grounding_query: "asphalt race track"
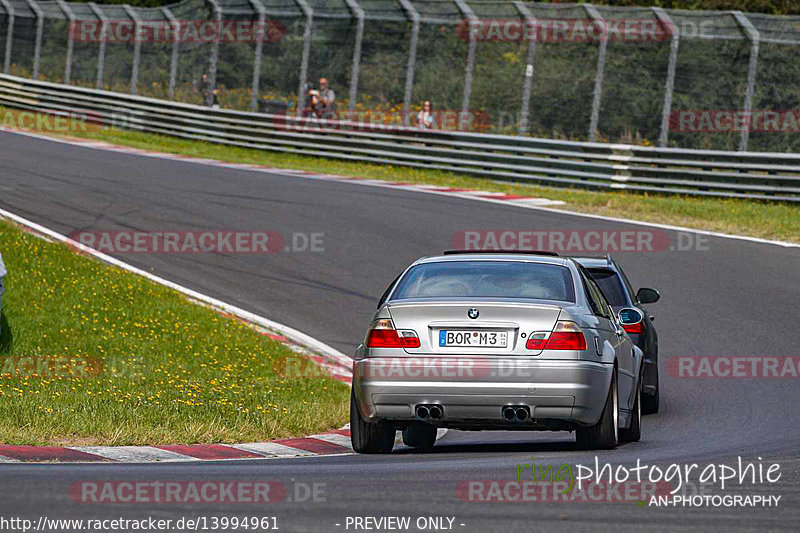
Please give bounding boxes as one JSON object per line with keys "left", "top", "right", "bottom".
{"left": 1, "top": 130, "right": 799, "bottom": 532}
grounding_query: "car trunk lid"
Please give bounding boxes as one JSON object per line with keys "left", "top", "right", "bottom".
{"left": 387, "top": 300, "right": 563, "bottom": 355}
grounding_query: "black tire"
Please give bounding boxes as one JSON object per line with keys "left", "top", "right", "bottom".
{"left": 620, "top": 373, "right": 642, "bottom": 443}
{"left": 402, "top": 424, "right": 437, "bottom": 448}
{"left": 576, "top": 371, "right": 619, "bottom": 450}
{"left": 642, "top": 366, "right": 660, "bottom": 414}
{"left": 350, "top": 391, "right": 395, "bottom": 454}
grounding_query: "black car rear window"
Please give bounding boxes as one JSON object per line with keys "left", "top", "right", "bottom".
{"left": 390, "top": 261, "right": 576, "bottom": 302}
{"left": 588, "top": 268, "right": 628, "bottom": 307}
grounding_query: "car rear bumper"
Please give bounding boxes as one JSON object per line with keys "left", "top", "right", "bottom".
{"left": 352, "top": 357, "right": 613, "bottom": 429}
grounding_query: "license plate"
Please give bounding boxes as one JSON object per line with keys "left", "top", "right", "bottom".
{"left": 439, "top": 330, "right": 508, "bottom": 348}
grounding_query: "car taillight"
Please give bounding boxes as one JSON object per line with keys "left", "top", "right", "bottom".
{"left": 526, "top": 322, "right": 587, "bottom": 351}
{"left": 622, "top": 322, "right": 644, "bottom": 334}
{"left": 525, "top": 332, "right": 548, "bottom": 350}
{"left": 366, "top": 319, "right": 420, "bottom": 348}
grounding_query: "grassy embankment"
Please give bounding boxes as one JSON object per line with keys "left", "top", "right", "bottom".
{"left": 0, "top": 218, "right": 349, "bottom": 445}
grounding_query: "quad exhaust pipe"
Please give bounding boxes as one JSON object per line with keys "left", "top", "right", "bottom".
{"left": 416, "top": 404, "right": 443, "bottom": 420}
{"left": 503, "top": 405, "right": 530, "bottom": 423}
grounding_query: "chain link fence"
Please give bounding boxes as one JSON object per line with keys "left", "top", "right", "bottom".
{"left": 1, "top": 0, "right": 799, "bottom": 152}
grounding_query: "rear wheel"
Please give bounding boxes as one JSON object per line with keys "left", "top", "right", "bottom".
{"left": 350, "top": 391, "right": 395, "bottom": 454}
{"left": 620, "top": 373, "right": 642, "bottom": 442}
{"left": 576, "top": 371, "right": 618, "bottom": 450}
{"left": 402, "top": 425, "right": 437, "bottom": 449}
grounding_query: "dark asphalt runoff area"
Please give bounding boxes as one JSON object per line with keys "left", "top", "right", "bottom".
{"left": 0, "top": 130, "right": 798, "bottom": 532}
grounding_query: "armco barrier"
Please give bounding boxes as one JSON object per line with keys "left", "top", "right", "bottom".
{"left": 1, "top": 74, "right": 798, "bottom": 202}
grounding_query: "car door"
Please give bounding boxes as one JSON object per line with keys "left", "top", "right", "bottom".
{"left": 590, "top": 273, "right": 637, "bottom": 410}
{"left": 580, "top": 268, "right": 635, "bottom": 409}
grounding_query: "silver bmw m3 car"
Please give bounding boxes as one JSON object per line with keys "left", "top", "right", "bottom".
{"left": 351, "top": 251, "right": 644, "bottom": 453}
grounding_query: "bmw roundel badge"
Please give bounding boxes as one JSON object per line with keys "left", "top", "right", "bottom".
{"left": 468, "top": 308, "right": 479, "bottom": 319}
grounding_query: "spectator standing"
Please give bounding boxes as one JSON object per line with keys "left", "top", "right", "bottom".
{"left": 418, "top": 100, "right": 435, "bottom": 129}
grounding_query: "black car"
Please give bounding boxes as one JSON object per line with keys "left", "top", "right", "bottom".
{"left": 574, "top": 255, "right": 661, "bottom": 414}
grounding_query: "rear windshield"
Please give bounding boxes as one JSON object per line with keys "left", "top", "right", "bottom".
{"left": 588, "top": 268, "right": 627, "bottom": 307}
{"left": 390, "top": 261, "right": 575, "bottom": 302}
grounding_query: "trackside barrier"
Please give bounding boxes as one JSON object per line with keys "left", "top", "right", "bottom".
{"left": 0, "top": 74, "right": 798, "bottom": 202}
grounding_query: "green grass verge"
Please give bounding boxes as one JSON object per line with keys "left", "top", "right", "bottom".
{"left": 0, "top": 218, "right": 349, "bottom": 446}
{"left": 24, "top": 118, "right": 798, "bottom": 244}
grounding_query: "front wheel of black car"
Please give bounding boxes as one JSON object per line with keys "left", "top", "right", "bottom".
{"left": 402, "top": 424, "right": 437, "bottom": 449}
{"left": 642, "top": 367, "right": 660, "bottom": 415}
{"left": 576, "top": 372, "right": 619, "bottom": 450}
{"left": 350, "top": 391, "right": 395, "bottom": 454}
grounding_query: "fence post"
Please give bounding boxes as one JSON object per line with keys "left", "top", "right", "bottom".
{"left": 88, "top": 3, "right": 107, "bottom": 89}
{"left": 454, "top": 0, "right": 477, "bottom": 131}
{"left": 653, "top": 7, "right": 678, "bottom": 148}
{"left": 398, "top": 0, "right": 419, "bottom": 119}
{"left": 122, "top": 6, "right": 141, "bottom": 95}
{"left": 204, "top": 0, "right": 222, "bottom": 106}
{"left": 22, "top": 0, "right": 43, "bottom": 79}
{"left": 344, "top": 0, "right": 364, "bottom": 119}
{"left": 161, "top": 7, "right": 179, "bottom": 100}
{"left": 584, "top": 4, "right": 608, "bottom": 142}
{"left": 248, "top": 0, "right": 266, "bottom": 111}
{"left": 294, "top": 0, "right": 312, "bottom": 115}
{"left": 0, "top": 0, "right": 13, "bottom": 74}
{"left": 55, "top": 0, "right": 75, "bottom": 84}
{"left": 733, "top": 11, "right": 759, "bottom": 152}
{"left": 514, "top": 1, "right": 536, "bottom": 136}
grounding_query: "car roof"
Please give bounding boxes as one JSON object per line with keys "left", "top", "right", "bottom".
{"left": 415, "top": 253, "right": 571, "bottom": 267}
{"left": 572, "top": 256, "right": 614, "bottom": 269}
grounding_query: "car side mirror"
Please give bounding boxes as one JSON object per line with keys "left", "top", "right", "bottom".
{"left": 617, "top": 308, "right": 644, "bottom": 335}
{"left": 636, "top": 287, "right": 660, "bottom": 304}
{"left": 618, "top": 307, "right": 644, "bottom": 325}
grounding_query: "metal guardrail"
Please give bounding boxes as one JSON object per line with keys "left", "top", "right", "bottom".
{"left": 1, "top": 73, "right": 799, "bottom": 203}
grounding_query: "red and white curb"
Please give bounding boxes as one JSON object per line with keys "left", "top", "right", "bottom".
{"left": 0, "top": 428, "right": 356, "bottom": 463}
{"left": 0, "top": 425, "right": 449, "bottom": 463}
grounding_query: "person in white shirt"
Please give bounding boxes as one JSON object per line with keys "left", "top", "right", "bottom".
{"left": 418, "top": 100, "right": 435, "bottom": 129}
{"left": 310, "top": 78, "right": 336, "bottom": 118}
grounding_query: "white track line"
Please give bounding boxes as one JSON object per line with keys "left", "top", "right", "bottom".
{"left": 2, "top": 127, "right": 794, "bottom": 249}
{"left": 0, "top": 206, "right": 353, "bottom": 373}
{"left": 69, "top": 446, "right": 200, "bottom": 463}
{"left": 309, "top": 433, "right": 353, "bottom": 448}
{"left": 229, "top": 442, "right": 317, "bottom": 458}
